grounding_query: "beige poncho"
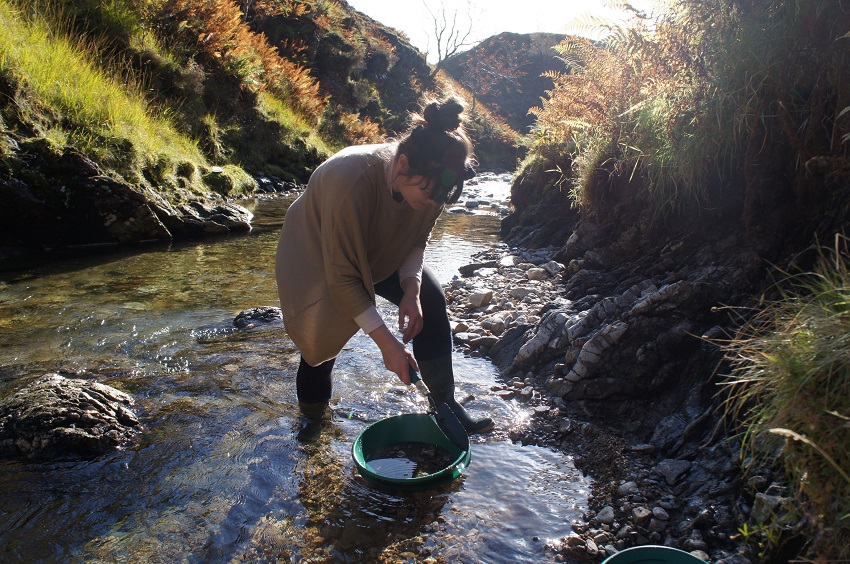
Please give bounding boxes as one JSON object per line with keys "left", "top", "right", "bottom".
{"left": 275, "top": 143, "right": 441, "bottom": 366}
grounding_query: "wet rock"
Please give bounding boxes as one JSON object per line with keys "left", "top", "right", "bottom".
{"left": 165, "top": 200, "right": 253, "bottom": 236}
{"left": 458, "top": 261, "right": 498, "bottom": 276}
{"left": 468, "top": 335, "right": 499, "bottom": 350}
{"left": 234, "top": 306, "right": 283, "bottom": 328}
{"left": 596, "top": 506, "right": 616, "bottom": 525}
{"left": 467, "top": 289, "right": 494, "bottom": 308}
{"left": 656, "top": 459, "right": 692, "bottom": 485}
{"left": 0, "top": 373, "right": 140, "bottom": 458}
{"left": 453, "top": 332, "right": 479, "bottom": 345}
{"left": 0, "top": 139, "right": 256, "bottom": 259}
{"left": 618, "top": 481, "right": 639, "bottom": 496}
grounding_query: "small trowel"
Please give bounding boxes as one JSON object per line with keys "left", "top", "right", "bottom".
{"left": 408, "top": 367, "right": 469, "bottom": 451}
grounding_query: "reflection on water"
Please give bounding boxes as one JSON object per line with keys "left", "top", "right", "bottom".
{"left": 0, "top": 180, "right": 587, "bottom": 562}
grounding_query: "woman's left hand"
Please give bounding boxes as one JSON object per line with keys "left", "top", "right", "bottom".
{"left": 399, "top": 278, "right": 424, "bottom": 343}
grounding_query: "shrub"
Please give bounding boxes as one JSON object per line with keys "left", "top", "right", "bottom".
{"left": 317, "top": 103, "right": 381, "bottom": 149}
{"left": 152, "top": 0, "right": 325, "bottom": 121}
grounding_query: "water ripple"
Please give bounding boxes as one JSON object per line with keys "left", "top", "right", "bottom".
{"left": 0, "top": 187, "right": 589, "bottom": 563}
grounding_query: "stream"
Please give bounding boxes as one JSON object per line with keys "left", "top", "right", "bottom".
{"left": 0, "top": 174, "right": 589, "bottom": 562}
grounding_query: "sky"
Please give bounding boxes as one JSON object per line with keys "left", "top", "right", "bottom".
{"left": 346, "top": 0, "right": 657, "bottom": 63}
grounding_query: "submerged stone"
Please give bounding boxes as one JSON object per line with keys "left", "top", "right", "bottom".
{"left": 234, "top": 306, "right": 283, "bottom": 328}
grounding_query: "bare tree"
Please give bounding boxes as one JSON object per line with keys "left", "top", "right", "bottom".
{"left": 423, "top": 0, "right": 477, "bottom": 72}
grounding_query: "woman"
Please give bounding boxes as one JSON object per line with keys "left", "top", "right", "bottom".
{"left": 275, "top": 96, "right": 494, "bottom": 434}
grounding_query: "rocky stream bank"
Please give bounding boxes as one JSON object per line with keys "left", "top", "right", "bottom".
{"left": 439, "top": 179, "right": 823, "bottom": 562}
{"left": 0, "top": 144, "right": 301, "bottom": 269}
{"left": 444, "top": 243, "right": 753, "bottom": 563}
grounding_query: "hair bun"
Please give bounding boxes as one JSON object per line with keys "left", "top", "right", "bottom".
{"left": 423, "top": 98, "right": 464, "bottom": 132}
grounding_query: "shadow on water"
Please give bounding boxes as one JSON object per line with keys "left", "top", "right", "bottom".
{"left": 0, "top": 178, "right": 589, "bottom": 562}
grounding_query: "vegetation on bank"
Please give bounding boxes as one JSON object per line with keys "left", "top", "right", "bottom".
{"left": 0, "top": 0, "right": 331, "bottom": 202}
{"left": 0, "top": 0, "right": 213, "bottom": 199}
{"left": 720, "top": 235, "right": 850, "bottom": 560}
{"left": 517, "top": 0, "right": 849, "bottom": 559}
{"left": 525, "top": 0, "right": 849, "bottom": 224}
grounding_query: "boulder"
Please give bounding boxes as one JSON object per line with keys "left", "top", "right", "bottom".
{"left": 0, "top": 374, "right": 141, "bottom": 458}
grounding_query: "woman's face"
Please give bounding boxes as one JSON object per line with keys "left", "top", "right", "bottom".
{"left": 392, "top": 155, "right": 439, "bottom": 209}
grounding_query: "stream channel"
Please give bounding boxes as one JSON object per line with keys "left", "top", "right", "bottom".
{"left": 0, "top": 174, "right": 589, "bottom": 562}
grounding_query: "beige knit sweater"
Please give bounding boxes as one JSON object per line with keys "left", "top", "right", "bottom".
{"left": 275, "top": 143, "right": 441, "bottom": 366}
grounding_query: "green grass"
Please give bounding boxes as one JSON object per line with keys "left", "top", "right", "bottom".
{"left": 0, "top": 0, "right": 211, "bottom": 197}
{"left": 258, "top": 91, "right": 334, "bottom": 157}
{"left": 719, "top": 235, "right": 850, "bottom": 560}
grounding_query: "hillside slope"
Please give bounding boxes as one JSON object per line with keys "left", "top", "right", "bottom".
{"left": 0, "top": 0, "right": 438, "bottom": 266}
{"left": 441, "top": 32, "right": 566, "bottom": 134}
{"left": 247, "top": 0, "right": 433, "bottom": 134}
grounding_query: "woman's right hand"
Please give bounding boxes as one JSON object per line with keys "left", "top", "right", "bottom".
{"left": 368, "top": 324, "right": 418, "bottom": 384}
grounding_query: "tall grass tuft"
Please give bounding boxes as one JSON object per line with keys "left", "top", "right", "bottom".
{"left": 718, "top": 234, "right": 850, "bottom": 559}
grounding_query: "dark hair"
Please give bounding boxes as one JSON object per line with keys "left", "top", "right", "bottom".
{"left": 395, "top": 97, "right": 475, "bottom": 205}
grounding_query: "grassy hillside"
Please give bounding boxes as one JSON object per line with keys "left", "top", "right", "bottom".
{"left": 0, "top": 0, "right": 504, "bottom": 258}
{"left": 0, "top": 0, "right": 438, "bottom": 187}
{"left": 2, "top": 0, "right": 325, "bottom": 195}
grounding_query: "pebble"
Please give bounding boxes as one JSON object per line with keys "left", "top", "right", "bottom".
{"left": 596, "top": 506, "right": 616, "bottom": 524}
{"left": 617, "top": 481, "right": 639, "bottom": 496}
{"left": 632, "top": 506, "right": 652, "bottom": 522}
{"left": 652, "top": 507, "right": 670, "bottom": 520}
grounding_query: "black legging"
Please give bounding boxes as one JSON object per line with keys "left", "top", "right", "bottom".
{"left": 296, "top": 265, "right": 451, "bottom": 403}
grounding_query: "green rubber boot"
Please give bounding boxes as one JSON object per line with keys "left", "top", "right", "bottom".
{"left": 417, "top": 356, "right": 495, "bottom": 434}
{"left": 296, "top": 401, "right": 330, "bottom": 443}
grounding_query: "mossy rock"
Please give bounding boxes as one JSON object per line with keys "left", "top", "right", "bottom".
{"left": 202, "top": 164, "right": 258, "bottom": 197}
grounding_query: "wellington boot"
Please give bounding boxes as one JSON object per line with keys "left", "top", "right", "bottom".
{"left": 445, "top": 397, "right": 495, "bottom": 434}
{"left": 417, "top": 356, "right": 495, "bottom": 435}
{"left": 296, "top": 401, "right": 330, "bottom": 443}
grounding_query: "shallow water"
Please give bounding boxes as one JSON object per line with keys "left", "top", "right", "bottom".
{"left": 0, "top": 175, "right": 588, "bottom": 562}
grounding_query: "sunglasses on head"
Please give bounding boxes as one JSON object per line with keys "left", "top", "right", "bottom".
{"left": 430, "top": 165, "right": 476, "bottom": 204}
